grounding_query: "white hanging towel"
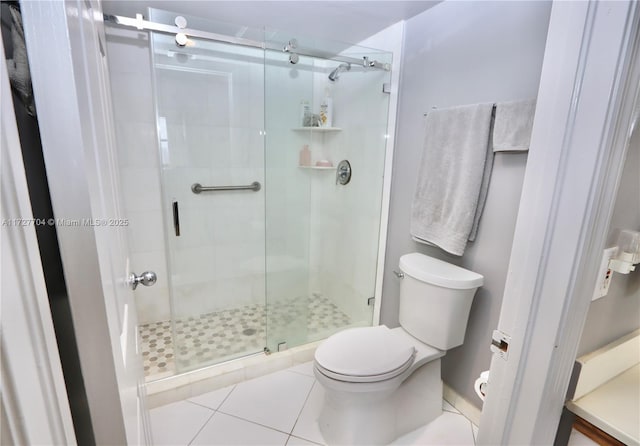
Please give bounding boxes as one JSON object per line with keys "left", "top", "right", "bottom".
{"left": 410, "top": 103, "right": 494, "bottom": 256}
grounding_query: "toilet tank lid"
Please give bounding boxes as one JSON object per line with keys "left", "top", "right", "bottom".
{"left": 399, "top": 253, "right": 484, "bottom": 289}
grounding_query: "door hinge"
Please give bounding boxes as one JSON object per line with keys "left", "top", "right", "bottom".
{"left": 491, "top": 330, "right": 510, "bottom": 360}
{"left": 367, "top": 297, "right": 375, "bottom": 306}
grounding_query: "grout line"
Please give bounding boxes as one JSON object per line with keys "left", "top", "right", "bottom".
{"left": 215, "top": 409, "right": 295, "bottom": 436}
{"left": 186, "top": 409, "right": 217, "bottom": 446}
{"left": 287, "top": 434, "right": 324, "bottom": 445}
{"left": 186, "top": 384, "right": 237, "bottom": 412}
{"left": 183, "top": 399, "right": 216, "bottom": 412}
{"left": 215, "top": 383, "right": 237, "bottom": 410}
{"left": 289, "top": 379, "right": 318, "bottom": 436}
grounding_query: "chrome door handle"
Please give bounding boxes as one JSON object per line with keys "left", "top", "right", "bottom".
{"left": 129, "top": 271, "right": 157, "bottom": 290}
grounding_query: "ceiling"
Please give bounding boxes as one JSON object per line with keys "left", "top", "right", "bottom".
{"left": 102, "top": 1, "right": 440, "bottom": 46}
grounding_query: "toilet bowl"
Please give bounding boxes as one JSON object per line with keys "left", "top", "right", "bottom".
{"left": 313, "top": 253, "right": 483, "bottom": 445}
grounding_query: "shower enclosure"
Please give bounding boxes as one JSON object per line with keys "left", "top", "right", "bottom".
{"left": 107, "top": 9, "right": 392, "bottom": 380}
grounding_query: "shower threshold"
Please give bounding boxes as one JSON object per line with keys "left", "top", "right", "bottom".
{"left": 144, "top": 338, "right": 322, "bottom": 409}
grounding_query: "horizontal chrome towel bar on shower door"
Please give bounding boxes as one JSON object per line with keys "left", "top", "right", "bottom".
{"left": 191, "top": 182, "right": 261, "bottom": 194}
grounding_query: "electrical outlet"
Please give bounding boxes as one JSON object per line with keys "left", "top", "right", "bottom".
{"left": 592, "top": 247, "right": 618, "bottom": 301}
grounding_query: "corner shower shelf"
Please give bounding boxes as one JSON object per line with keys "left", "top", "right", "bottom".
{"left": 292, "top": 127, "right": 342, "bottom": 132}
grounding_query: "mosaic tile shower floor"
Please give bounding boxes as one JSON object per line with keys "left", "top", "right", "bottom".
{"left": 139, "top": 295, "right": 352, "bottom": 380}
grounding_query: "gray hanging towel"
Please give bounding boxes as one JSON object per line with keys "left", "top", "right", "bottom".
{"left": 410, "top": 103, "right": 494, "bottom": 256}
{"left": 492, "top": 99, "right": 536, "bottom": 152}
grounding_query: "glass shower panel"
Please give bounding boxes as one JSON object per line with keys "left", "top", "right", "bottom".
{"left": 150, "top": 25, "right": 266, "bottom": 373}
{"left": 263, "top": 49, "right": 314, "bottom": 353}
{"left": 320, "top": 49, "right": 393, "bottom": 328}
{"left": 264, "top": 35, "right": 392, "bottom": 351}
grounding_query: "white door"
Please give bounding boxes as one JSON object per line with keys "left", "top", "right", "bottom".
{"left": 21, "top": 1, "right": 151, "bottom": 444}
{"left": 1, "top": 37, "right": 77, "bottom": 446}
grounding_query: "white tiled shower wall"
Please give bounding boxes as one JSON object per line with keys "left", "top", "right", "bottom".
{"left": 306, "top": 65, "right": 390, "bottom": 325}
{"left": 107, "top": 27, "right": 171, "bottom": 324}
{"left": 107, "top": 27, "right": 270, "bottom": 323}
{"left": 153, "top": 38, "right": 266, "bottom": 320}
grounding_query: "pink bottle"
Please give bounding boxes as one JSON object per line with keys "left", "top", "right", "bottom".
{"left": 299, "top": 144, "right": 311, "bottom": 166}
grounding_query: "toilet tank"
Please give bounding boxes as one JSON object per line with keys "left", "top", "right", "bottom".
{"left": 398, "top": 253, "right": 483, "bottom": 350}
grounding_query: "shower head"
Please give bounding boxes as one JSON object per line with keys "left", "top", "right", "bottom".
{"left": 328, "top": 63, "right": 351, "bottom": 81}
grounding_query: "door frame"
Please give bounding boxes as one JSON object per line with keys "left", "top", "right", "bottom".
{"left": 478, "top": 1, "right": 640, "bottom": 444}
{"left": 20, "top": 0, "right": 150, "bottom": 444}
{"left": 14, "top": 0, "right": 640, "bottom": 443}
{"left": 1, "top": 35, "right": 76, "bottom": 446}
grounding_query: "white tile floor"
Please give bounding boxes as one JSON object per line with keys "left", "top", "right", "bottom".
{"left": 150, "top": 361, "right": 479, "bottom": 445}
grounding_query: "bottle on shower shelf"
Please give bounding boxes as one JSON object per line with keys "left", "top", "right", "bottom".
{"left": 300, "top": 100, "right": 311, "bottom": 127}
{"left": 319, "top": 87, "right": 333, "bottom": 128}
{"left": 299, "top": 144, "right": 311, "bottom": 166}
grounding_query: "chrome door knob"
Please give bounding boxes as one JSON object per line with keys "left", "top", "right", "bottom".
{"left": 129, "top": 271, "right": 157, "bottom": 290}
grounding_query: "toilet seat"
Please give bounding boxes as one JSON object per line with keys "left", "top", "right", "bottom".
{"left": 314, "top": 326, "right": 416, "bottom": 383}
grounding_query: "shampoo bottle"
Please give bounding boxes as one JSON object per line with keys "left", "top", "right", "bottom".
{"left": 300, "top": 100, "right": 311, "bottom": 127}
{"left": 319, "top": 87, "right": 333, "bottom": 128}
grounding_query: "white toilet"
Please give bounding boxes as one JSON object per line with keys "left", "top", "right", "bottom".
{"left": 313, "top": 252, "right": 483, "bottom": 445}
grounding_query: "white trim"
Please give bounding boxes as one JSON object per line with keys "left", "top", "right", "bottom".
{"left": 358, "top": 20, "right": 405, "bottom": 325}
{"left": 21, "top": 1, "right": 150, "bottom": 443}
{"left": 478, "top": 1, "right": 640, "bottom": 444}
{"left": 0, "top": 39, "right": 76, "bottom": 446}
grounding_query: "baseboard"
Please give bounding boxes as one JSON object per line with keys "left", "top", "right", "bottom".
{"left": 443, "top": 382, "right": 482, "bottom": 426}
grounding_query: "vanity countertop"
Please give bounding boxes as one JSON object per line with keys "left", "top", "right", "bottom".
{"left": 567, "top": 362, "right": 639, "bottom": 445}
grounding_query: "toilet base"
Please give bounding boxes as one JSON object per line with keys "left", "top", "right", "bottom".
{"left": 317, "top": 358, "right": 443, "bottom": 445}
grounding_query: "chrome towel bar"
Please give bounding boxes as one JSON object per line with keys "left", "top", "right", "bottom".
{"left": 191, "top": 181, "right": 261, "bottom": 194}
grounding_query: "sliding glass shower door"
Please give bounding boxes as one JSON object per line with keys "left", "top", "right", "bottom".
{"left": 144, "top": 8, "right": 391, "bottom": 375}
{"left": 150, "top": 22, "right": 267, "bottom": 372}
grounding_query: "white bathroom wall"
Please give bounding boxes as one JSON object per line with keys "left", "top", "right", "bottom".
{"left": 577, "top": 128, "right": 640, "bottom": 356}
{"left": 383, "top": 1, "right": 552, "bottom": 408}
